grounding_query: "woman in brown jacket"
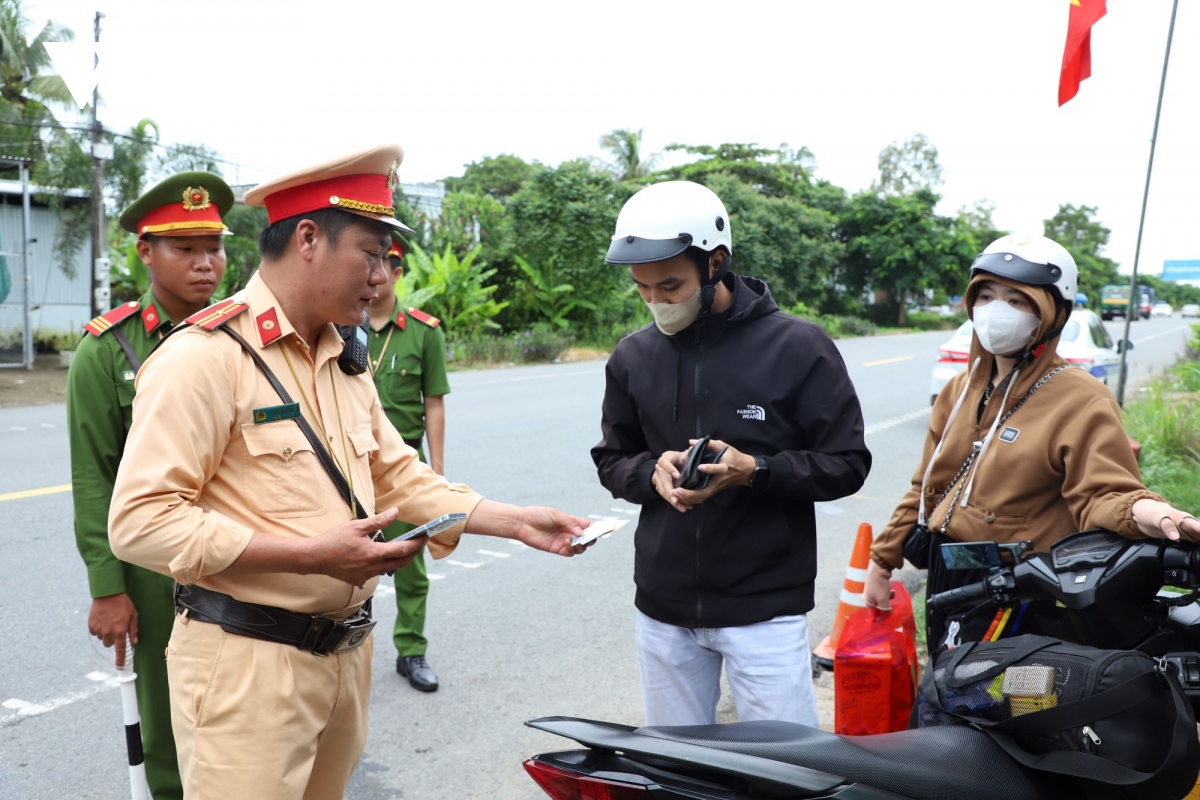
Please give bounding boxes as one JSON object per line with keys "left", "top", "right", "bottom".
{"left": 864, "top": 233, "right": 1200, "bottom": 651}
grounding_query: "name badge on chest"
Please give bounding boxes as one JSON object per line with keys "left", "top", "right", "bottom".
{"left": 999, "top": 427, "right": 1020, "bottom": 443}
{"left": 253, "top": 402, "right": 301, "bottom": 424}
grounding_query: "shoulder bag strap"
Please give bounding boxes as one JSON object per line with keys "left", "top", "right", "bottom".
{"left": 110, "top": 328, "right": 143, "bottom": 374}
{"left": 942, "top": 636, "right": 1059, "bottom": 688}
{"left": 981, "top": 672, "right": 1193, "bottom": 786}
{"left": 220, "top": 327, "right": 369, "bottom": 521}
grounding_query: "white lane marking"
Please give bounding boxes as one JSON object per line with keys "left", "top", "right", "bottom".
{"left": 39, "top": 423, "right": 55, "bottom": 428}
{"left": 1132, "top": 326, "right": 1192, "bottom": 344}
{"left": 429, "top": 573, "right": 445, "bottom": 581}
{"left": 1, "top": 676, "right": 120, "bottom": 728}
{"left": 478, "top": 549, "right": 511, "bottom": 559}
{"left": 507, "top": 540, "right": 527, "bottom": 548}
{"left": 446, "top": 559, "right": 484, "bottom": 569}
{"left": 85, "top": 672, "right": 110, "bottom": 682}
{"left": 612, "top": 507, "right": 638, "bottom": 515}
{"left": 455, "top": 369, "right": 603, "bottom": 388}
{"left": 865, "top": 408, "right": 930, "bottom": 435}
{"left": 587, "top": 514, "right": 605, "bottom": 520}
{"left": 10, "top": 426, "right": 26, "bottom": 431}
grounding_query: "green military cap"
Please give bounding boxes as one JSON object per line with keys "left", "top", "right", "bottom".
{"left": 118, "top": 171, "right": 235, "bottom": 237}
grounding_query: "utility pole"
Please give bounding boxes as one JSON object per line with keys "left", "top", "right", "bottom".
{"left": 1115, "top": 0, "right": 1179, "bottom": 407}
{"left": 89, "top": 11, "right": 111, "bottom": 317}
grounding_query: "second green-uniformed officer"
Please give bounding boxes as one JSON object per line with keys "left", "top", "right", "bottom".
{"left": 366, "top": 234, "right": 451, "bottom": 691}
{"left": 67, "top": 172, "right": 233, "bottom": 798}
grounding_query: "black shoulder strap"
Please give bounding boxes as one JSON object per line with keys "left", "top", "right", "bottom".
{"left": 981, "top": 672, "right": 1193, "bottom": 786}
{"left": 220, "top": 326, "right": 369, "bottom": 521}
{"left": 110, "top": 328, "right": 143, "bottom": 374}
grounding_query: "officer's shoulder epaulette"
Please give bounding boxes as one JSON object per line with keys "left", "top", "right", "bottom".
{"left": 185, "top": 296, "right": 250, "bottom": 331}
{"left": 82, "top": 301, "right": 141, "bottom": 337}
{"left": 406, "top": 307, "right": 441, "bottom": 328}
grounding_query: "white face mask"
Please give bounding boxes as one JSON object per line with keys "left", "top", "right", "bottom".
{"left": 972, "top": 300, "right": 1040, "bottom": 355}
{"left": 646, "top": 290, "right": 704, "bottom": 336}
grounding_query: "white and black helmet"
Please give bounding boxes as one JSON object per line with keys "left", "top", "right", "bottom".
{"left": 970, "top": 233, "right": 1079, "bottom": 309}
{"left": 605, "top": 181, "right": 732, "bottom": 265}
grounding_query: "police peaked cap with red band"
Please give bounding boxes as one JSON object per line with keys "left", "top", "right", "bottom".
{"left": 387, "top": 232, "right": 405, "bottom": 260}
{"left": 118, "top": 171, "right": 234, "bottom": 237}
{"left": 242, "top": 144, "right": 415, "bottom": 234}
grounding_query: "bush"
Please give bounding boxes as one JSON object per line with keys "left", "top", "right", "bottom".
{"left": 446, "top": 324, "right": 573, "bottom": 369}
{"left": 905, "top": 311, "right": 968, "bottom": 331}
{"left": 783, "top": 302, "right": 876, "bottom": 339}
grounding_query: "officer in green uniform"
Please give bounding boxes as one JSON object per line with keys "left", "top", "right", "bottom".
{"left": 67, "top": 172, "right": 233, "bottom": 798}
{"left": 366, "top": 234, "right": 451, "bottom": 692}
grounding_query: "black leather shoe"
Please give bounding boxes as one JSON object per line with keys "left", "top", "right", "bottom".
{"left": 397, "top": 655, "right": 439, "bottom": 692}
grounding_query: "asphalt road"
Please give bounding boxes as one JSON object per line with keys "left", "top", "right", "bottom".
{"left": 0, "top": 315, "right": 1192, "bottom": 799}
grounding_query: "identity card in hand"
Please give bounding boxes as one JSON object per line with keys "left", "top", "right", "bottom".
{"left": 572, "top": 517, "right": 628, "bottom": 547}
{"left": 395, "top": 512, "right": 469, "bottom": 542}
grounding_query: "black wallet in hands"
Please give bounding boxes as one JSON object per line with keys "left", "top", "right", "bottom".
{"left": 673, "top": 435, "right": 729, "bottom": 491}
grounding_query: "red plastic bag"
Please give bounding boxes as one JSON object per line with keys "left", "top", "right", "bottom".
{"left": 833, "top": 581, "right": 918, "bottom": 735}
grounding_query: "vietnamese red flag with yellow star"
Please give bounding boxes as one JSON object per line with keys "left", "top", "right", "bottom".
{"left": 1059, "top": 0, "right": 1108, "bottom": 105}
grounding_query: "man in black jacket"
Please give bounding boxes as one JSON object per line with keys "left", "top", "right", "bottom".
{"left": 592, "top": 181, "right": 871, "bottom": 726}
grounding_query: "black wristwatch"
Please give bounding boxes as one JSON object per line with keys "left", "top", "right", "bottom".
{"left": 748, "top": 455, "right": 770, "bottom": 492}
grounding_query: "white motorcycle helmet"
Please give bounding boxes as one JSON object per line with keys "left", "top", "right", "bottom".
{"left": 605, "top": 181, "right": 732, "bottom": 265}
{"left": 970, "top": 233, "right": 1078, "bottom": 310}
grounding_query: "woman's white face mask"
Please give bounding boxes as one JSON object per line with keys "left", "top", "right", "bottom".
{"left": 646, "top": 290, "right": 703, "bottom": 336}
{"left": 972, "top": 300, "right": 1040, "bottom": 355}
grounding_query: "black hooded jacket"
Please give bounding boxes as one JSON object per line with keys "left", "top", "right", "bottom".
{"left": 592, "top": 274, "right": 872, "bottom": 628}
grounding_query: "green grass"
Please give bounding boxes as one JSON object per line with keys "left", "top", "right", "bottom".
{"left": 1123, "top": 375, "right": 1200, "bottom": 509}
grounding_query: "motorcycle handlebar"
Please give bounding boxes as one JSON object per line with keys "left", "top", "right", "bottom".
{"left": 928, "top": 580, "right": 992, "bottom": 611}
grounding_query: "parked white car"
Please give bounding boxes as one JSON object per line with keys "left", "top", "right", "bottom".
{"left": 929, "top": 309, "right": 1126, "bottom": 404}
{"left": 1181, "top": 303, "right": 1200, "bottom": 318}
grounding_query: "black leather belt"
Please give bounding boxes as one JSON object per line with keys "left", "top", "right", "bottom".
{"left": 174, "top": 584, "right": 375, "bottom": 657}
{"left": 404, "top": 437, "right": 423, "bottom": 451}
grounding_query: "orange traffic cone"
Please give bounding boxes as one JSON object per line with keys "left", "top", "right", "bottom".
{"left": 813, "top": 521, "right": 873, "bottom": 671}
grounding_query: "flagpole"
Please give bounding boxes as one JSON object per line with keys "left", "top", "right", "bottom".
{"left": 1115, "top": 0, "right": 1180, "bottom": 407}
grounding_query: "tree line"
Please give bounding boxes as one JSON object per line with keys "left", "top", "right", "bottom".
{"left": 5, "top": 0, "right": 1194, "bottom": 350}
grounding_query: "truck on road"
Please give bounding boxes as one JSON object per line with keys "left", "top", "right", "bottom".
{"left": 1101, "top": 283, "right": 1155, "bottom": 321}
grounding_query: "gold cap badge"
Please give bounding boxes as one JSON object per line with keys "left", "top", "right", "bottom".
{"left": 182, "top": 185, "right": 211, "bottom": 212}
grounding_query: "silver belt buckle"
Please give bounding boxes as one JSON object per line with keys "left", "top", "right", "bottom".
{"left": 333, "top": 614, "right": 375, "bottom": 652}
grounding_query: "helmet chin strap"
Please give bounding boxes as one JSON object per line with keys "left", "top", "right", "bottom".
{"left": 698, "top": 254, "right": 732, "bottom": 318}
{"left": 1013, "top": 301, "right": 1070, "bottom": 363}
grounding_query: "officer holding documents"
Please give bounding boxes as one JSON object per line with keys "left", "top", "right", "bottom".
{"left": 367, "top": 234, "right": 451, "bottom": 691}
{"left": 67, "top": 171, "right": 233, "bottom": 800}
{"left": 108, "top": 145, "right": 590, "bottom": 799}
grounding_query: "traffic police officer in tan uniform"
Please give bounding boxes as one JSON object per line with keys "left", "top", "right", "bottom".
{"left": 108, "top": 145, "right": 591, "bottom": 799}
{"left": 367, "top": 234, "right": 449, "bottom": 691}
{"left": 67, "top": 172, "right": 233, "bottom": 800}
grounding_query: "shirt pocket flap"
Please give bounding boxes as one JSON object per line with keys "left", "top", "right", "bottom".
{"left": 241, "top": 423, "right": 316, "bottom": 461}
{"left": 346, "top": 424, "right": 379, "bottom": 458}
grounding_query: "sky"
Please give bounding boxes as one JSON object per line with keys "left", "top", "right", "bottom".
{"left": 23, "top": 0, "right": 1200, "bottom": 278}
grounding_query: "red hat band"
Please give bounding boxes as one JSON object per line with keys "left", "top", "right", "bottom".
{"left": 263, "top": 174, "right": 395, "bottom": 225}
{"left": 138, "top": 202, "right": 227, "bottom": 236}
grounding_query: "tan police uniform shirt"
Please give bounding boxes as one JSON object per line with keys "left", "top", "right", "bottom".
{"left": 108, "top": 272, "right": 482, "bottom": 616}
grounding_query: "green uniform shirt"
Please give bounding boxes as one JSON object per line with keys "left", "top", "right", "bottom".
{"left": 368, "top": 303, "right": 450, "bottom": 441}
{"left": 67, "top": 289, "right": 173, "bottom": 598}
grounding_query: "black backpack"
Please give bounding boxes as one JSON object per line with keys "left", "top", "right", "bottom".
{"left": 918, "top": 635, "right": 1199, "bottom": 799}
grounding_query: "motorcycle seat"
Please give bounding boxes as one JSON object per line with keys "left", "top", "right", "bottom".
{"left": 636, "top": 720, "right": 1071, "bottom": 800}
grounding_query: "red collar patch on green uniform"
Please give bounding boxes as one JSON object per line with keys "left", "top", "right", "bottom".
{"left": 406, "top": 307, "right": 440, "bottom": 328}
{"left": 141, "top": 304, "right": 164, "bottom": 335}
{"left": 83, "top": 301, "right": 141, "bottom": 337}
{"left": 185, "top": 297, "right": 250, "bottom": 331}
